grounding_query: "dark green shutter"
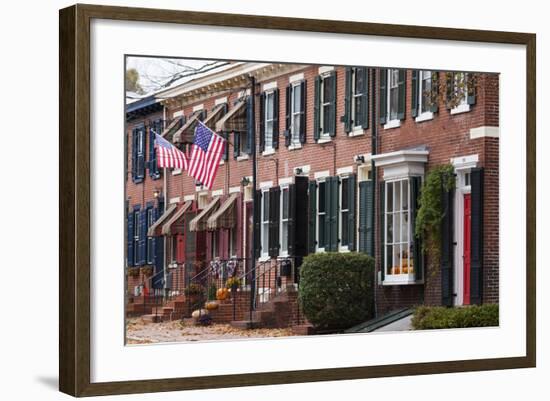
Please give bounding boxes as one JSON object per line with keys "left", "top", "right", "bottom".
{"left": 299, "top": 81, "right": 307, "bottom": 144}
{"left": 269, "top": 187, "right": 280, "bottom": 258}
{"left": 397, "top": 69, "right": 406, "bottom": 120}
{"left": 285, "top": 85, "right": 291, "bottom": 147}
{"left": 131, "top": 128, "right": 137, "bottom": 181}
{"left": 470, "top": 168, "right": 484, "bottom": 305}
{"left": 288, "top": 184, "right": 296, "bottom": 256}
{"left": 379, "top": 69, "right": 387, "bottom": 124}
{"left": 233, "top": 131, "right": 240, "bottom": 159}
{"left": 466, "top": 73, "right": 476, "bottom": 105}
{"left": 293, "top": 176, "right": 309, "bottom": 256}
{"left": 359, "top": 67, "right": 369, "bottom": 129}
{"left": 313, "top": 76, "right": 321, "bottom": 141}
{"left": 308, "top": 180, "right": 317, "bottom": 253}
{"left": 379, "top": 182, "right": 385, "bottom": 282}
{"left": 138, "top": 208, "right": 147, "bottom": 266}
{"left": 411, "top": 70, "right": 419, "bottom": 118}
{"left": 358, "top": 180, "right": 374, "bottom": 256}
{"left": 222, "top": 132, "right": 228, "bottom": 161}
{"left": 259, "top": 92, "right": 265, "bottom": 153}
{"left": 441, "top": 187, "right": 455, "bottom": 306}
{"left": 328, "top": 73, "right": 337, "bottom": 137}
{"left": 273, "top": 88, "right": 280, "bottom": 149}
{"left": 430, "top": 72, "right": 439, "bottom": 113}
{"left": 127, "top": 209, "right": 134, "bottom": 266}
{"left": 347, "top": 174, "right": 357, "bottom": 251}
{"left": 254, "top": 190, "right": 262, "bottom": 258}
{"left": 328, "top": 177, "right": 339, "bottom": 251}
{"left": 245, "top": 96, "right": 253, "bottom": 154}
{"left": 342, "top": 67, "right": 352, "bottom": 133}
{"left": 411, "top": 177, "right": 423, "bottom": 281}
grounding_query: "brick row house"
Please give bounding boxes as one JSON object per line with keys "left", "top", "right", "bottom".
{"left": 125, "top": 61, "right": 499, "bottom": 326}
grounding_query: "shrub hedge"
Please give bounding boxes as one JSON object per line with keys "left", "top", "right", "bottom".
{"left": 298, "top": 252, "right": 375, "bottom": 331}
{"left": 411, "top": 304, "right": 499, "bottom": 330}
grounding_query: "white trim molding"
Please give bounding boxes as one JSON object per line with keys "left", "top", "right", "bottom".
{"left": 211, "top": 189, "right": 224, "bottom": 197}
{"left": 229, "top": 186, "right": 241, "bottom": 194}
{"left": 262, "top": 81, "right": 277, "bottom": 91}
{"left": 172, "top": 110, "right": 184, "bottom": 118}
{"left": 371, "top": 149, "right": 429, "bottom": 180}
{"left": 183, "top": 195, "right": 195, "bottom": 202}
{"left": 451, "top": 154, "right": 479, "bottom": 170}
{"left": 336, "top": 166, "right": 353, "bottom": 176}
{"left": 294, "top": 164, "right": 310, "bottom": 176}
{"left": 318, "top": 66, "right": 334, "bottom": 75}
{"left": 278, "top": 177, "right": 293, "bottom": 186}
{"left": 169, "top": 196, "right": 180, "bottom": 204}
{"left": 470, "top": 126, "right": 500, "bottom": 139}
{"left": 215, "top": 96, "right": 228, "bottom": 105}
{"left": 289, "top": 72, "right": 304, "bottom": 83}
{"left": 259, "top": 180, "right": 273, "bottom": 189}
{"left": 192, "top": 104, "right": 204, "bottom": 112}
{"left": 314, "top": 170, "right": 330, "bottom": 180}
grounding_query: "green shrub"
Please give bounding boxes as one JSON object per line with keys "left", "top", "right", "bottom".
{"left": 412, "top": 304, "right": 499, "bottom": 330}
{"left": 298, "top": 252, "right": 375, "bottom": 331}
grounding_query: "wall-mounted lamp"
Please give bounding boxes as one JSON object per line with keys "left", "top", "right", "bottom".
{"left": 153, "top": 188, "right": 161, "bottom": 198}
{"left": 294, "top": 167, "right": 303, "bottom": 175}
{"left": 240, "top": 176, "right": 251, "bottom": 187}
{"left": 354, "top": 155, "right": 366, "bottom": 165}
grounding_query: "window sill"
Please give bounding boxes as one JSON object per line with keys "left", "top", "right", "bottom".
{"left": 317, "top": 137, "right": 332, "bottom": 144}
{"left": 348, "top": 128, "right": 365, "bottom": 137}
{"left": 288, "top": 143, "right": 302, "bottom": 151}
{"left": 415, "top": 112, "right": 434, "bottom": 123}
{"left": 262, "top": 149, "right": 276, "bottom": 156}
{"left": 219, "top": 159, "right": 225, "bottom": 165}
{"left": 259, "top": 255, "right": 270, "bottom": 262}
{"left": 172, "top": 169, "right": 182, "bottom": 176}
{"left": 450, "top": 103, "right": 471, "bottom": 115}
{"left": 237, "top": 155, "right": 250, "bottom": 162}
{"left": 338, "top": 247, "right": 350, "bottom": 253}
{"left": 382, "top": 273, "right": 423, "bottom": 286}
{"left": 383, "top": 119, "right": 401, "bottom": 130}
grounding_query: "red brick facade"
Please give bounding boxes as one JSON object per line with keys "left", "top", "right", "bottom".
{"left": 126, "top": 63, "right": 499, "bottom": 321}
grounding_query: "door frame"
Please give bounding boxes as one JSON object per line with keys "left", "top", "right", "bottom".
{"left": 452, "top": 154, "right": 478, "bottom": 306}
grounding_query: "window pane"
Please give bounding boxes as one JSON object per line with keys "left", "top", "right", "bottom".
{"left": 354, "top": 96, "right": 362, "bottom": 126}
{"left": 323, "top": 77, "right": 331, "bottom": 103}
{"left": 293, "top": 84, "right": 301, "bottom": 113}
{"left": 341, "top": 211, "right": 348, "bottom": 245}
{"left": 318, "top": 215, "right": 326, "bottom": 248}
{"left": 403, "top": 179, "right": 409, "bottom": 211}
{"left": 390, "top": 87, "right": 399, "bottom": 120}
{"left": 323, "top": 104, "right": 331, "bottom": 133}
{"left": 292, "top": 114, "right": 300, "bottom": 142}
{"left": 341, "top": 178, "right": 348, "bottom": 210}
{"left": 318, "top": 182, "right": 326, "bottom": 213}
{"left": 386, "top": 182, "right": 393, "bottom": 213}
{"left": 266, "top": 93, "right": 274, "bottom": 120}
{"left": 282, "top": 189, "right": 289, "bottom": 219}
{"left": 421, "top": 71, "right": 432, "bottom": 113}
{"left": 265, "top": 121, "right": 273, "bottom": 146}
{"left": 402, "top": 211, "right": 409, "bottom": 243}
{"left": 282, "top": 221, "right": 288, "bottom": 252}
{"left": 394, "top": 181, "right": 401, "bottom": 212}
{"left": 354, "top": 68, "right": 364, "bottom": 95}
{"left": 263, "top": 195, "right": 269, "bottom": 222}
{"left": 386, "top": 245, "right": 393, "bottom": 275}
{"left": 386, "top": 213, "right": 393, "bottom": 244}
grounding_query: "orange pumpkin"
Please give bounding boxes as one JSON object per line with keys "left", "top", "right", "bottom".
{"left": 216, "top": 288, "right": 229, "bottom": 300}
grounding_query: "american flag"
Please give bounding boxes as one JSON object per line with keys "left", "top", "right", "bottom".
{"left": 154, "top": 132, "right": 188, "bottom": 170}
{"left": 188, "top": 121, "right": 226, "bottom": 189}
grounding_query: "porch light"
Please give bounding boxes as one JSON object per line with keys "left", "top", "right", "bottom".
{"left": 240, "top": 176, "right": 250, "bottom": 186}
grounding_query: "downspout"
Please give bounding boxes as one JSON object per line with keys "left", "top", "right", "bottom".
{"left": 249, "top": 75, "right": 257, "bottom": 323}
{"left": 371, "top": 68, "right": 378, "bottom": 317}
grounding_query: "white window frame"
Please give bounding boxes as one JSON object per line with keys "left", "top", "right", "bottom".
{"left": 450, "top": 72, "right": 471, "bottom": 115}
{"left": 384, "top": 69, "right": 401, "bottom": 129}
{"left": 170, "top": 235, "right": 178, "bottom": 264}
{"left": 416, "top": 70, "right": 434, "bottom": 122}
{"left": 383, "top": 178, "right": 417, "bottom": 285}
{"left": 320, "top": 74, "right": 332, "bottom": 139}
{"left": 264, "top": 90, "right": 275, "bottom": 153}
{"left": 316, "top": 179, "right": 327, "bottom": 252}
{"left": 351, "top": 68, "right": 365, "bottom": 133}
{"left": 338, "top": 176, "right": 350, "bottom": 252}
{"left": 260, "top": 189, "right": 270, "bottom": 260}
{"left": 290, "top": 82, "right": 302, "bottom": 145}
{"left": 279, "top": 185, "right": 290, "bottom": 257}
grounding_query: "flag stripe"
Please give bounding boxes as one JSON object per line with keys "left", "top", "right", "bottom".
{"left": 154, "top": 133, "right": 188, "bottom": 170}
{"left": 187, "top": 122, "right": 226, "bottom": 189}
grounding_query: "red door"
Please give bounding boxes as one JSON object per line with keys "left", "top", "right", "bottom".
{"left": 463, "top": 194, "right": 472, "bottom": 305}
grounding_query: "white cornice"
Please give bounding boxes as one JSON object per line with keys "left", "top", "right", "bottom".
{"left": 371, "top": 150, "right": 429, "bottom": 167}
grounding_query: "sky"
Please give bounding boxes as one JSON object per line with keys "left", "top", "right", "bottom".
{"left": 126, "top": 56, "right": 223, "bottom": 95}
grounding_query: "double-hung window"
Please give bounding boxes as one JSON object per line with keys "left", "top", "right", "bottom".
{"left": 321, "top": 77, "right": 333, "bottom": 138}
{"left": 229, "top": 226, "right": 237, "bottom": 258}
{"left": 352, "top": 69, "right": 366, "bottom": 129}
{"left": 339, "top": 177, "right": 350, "bottom": 251}
{"left": 211, "top": 232, "right": 218, "bottom": 259}
{"left": 290, "top": 83, "right": 302, "bottom": 145}
{"left": 384, "top": 179, "right": 414, "bottom": 281}
{"left": 316, "top": 180, "right": 327, "bottom": 251}
{"left": 261, "top": 190, "right": 270, "bottom": 258}
{"left": 264, "top": 91, "right": 275, "bottom": 152}
{"left": 146, "top": 207, "right": 154, "bottom": 264}
{"left": 388, "top": 69, "right": 400, "bottom": 122}
{"left": 449, "top": 72, "right": 473, "bottom": 114}
{"left": 280, "top": 186, "right": 290, "bottom": 255}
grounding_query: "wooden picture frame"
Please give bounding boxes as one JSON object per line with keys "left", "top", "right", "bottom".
{"left": 59, "top": 3, "right": 536, "bottom": 397}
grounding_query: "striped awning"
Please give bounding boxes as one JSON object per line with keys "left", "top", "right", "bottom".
{"left": 173, "top": 113, "right": 200, "bottom": 144}
{"left": 207, "top": 193, "right": 239, "bottom": 231}
{"left": 147, "top": 203, "right": 177, "bottom": 237}
{"left": 215, "top": 100, "right": 247, "bottom": 132}
{"left": 203, "top": 103, "right": 227, "bottom": 131}
{"left": 189, "top": 197, "right": 220, "bottom": 232}
{"left": 161, "top": 201, "right": 192, "bottom": 235}
{"left": 160, "top": 117, "right": 182, "bottom": 140}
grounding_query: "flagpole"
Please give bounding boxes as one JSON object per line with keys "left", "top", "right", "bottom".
{"left": 162, "top": 108, "right": 168, "bottom": 295}
{"left": 249, "top": 74, "right": 257, "bottom": 323}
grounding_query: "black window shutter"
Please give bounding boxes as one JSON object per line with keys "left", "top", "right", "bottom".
{"left": 430, "top": 72, "right": 439, "bottom": 113}
{"left": 358, "top": 180, "right": 374, "bottom": 256}
{"left": 269, "top": 187, "right": 281, "bottom": 258}
{"left": 397, "top": 69, "right": 406, "bottom": 120}
{"left": 308, "top": 180, "right": 317, "bottom": 253}
{"left": 293, "top": 176, "right": 309, "bottom": 257}
{"left": 359, "top": 67, "right": 369, "bottom": 129}
{"left": 411, "top": 70, "right": 419, "bottom": 118}
{"left": 153, "top": 206, "right": 164, "bottom": 289}
{"left": 342, "top": 67, "right": 352, "bottom": 133}
{"left": 299, "top": 81, "right": 307, "bottom": 144}
{"left": 347, "top": 174, "right": 357, "bottom": 251}
{"left": 328, "top": 72, "right": 337, "bottom": 137}
{"left": 254, "top": 190, "right": 262, "bottom": 258}
{"left": 379, "top": 69, "right": 387, "bottom": 124}
{"left": 288, "top": 184, "right": 296, "bottom": 256}
{"left": 379, "top": 182, "right": 385, "bottom": 281}
{"left": 138, "top": 208, "right": 147, "bottom": 266}
{"left": 136, "top": 127, "right": 145, "bottom": 182}
{"left": 466, "top": 73, "right": 476, "bottom": 105}
{"left": 273, "top": 88, "right": 279, "bottom": 149}
{"left": 233, "top": 131, "right": 240, "bottom": 159}
{"left": 328, "top": 176, "right": 339, "bottom": 251}
{"left": 131, "top": 128, "right": 137, "bottom": 182}
{"left": 313, "top": 76, "right": 321, "bottom": 141}
{"left": 324, "top": 178, "right": 332, "bottom": 251}
{"left": 259, "top": 92, "right": 265, "bottom": 153}
{"left": 411, "top": 176, "right": 424, "bottom": 281}
{"left": 245, "top": 96, "right": 253, "bottom": 154}
{"left": 441, "top": 187, "right": 455, "bottom": 306}
{"left": 222, "top": 132, "right": 228, "bottom": 161}
{"left": 127, "top": 209, "right": 134, "bottom": 266}
{"left": 470, "top": 168, "right": 484, "bottom": 304}
{"left": 284, "top": 85, "right": 291, "bottom": 147}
